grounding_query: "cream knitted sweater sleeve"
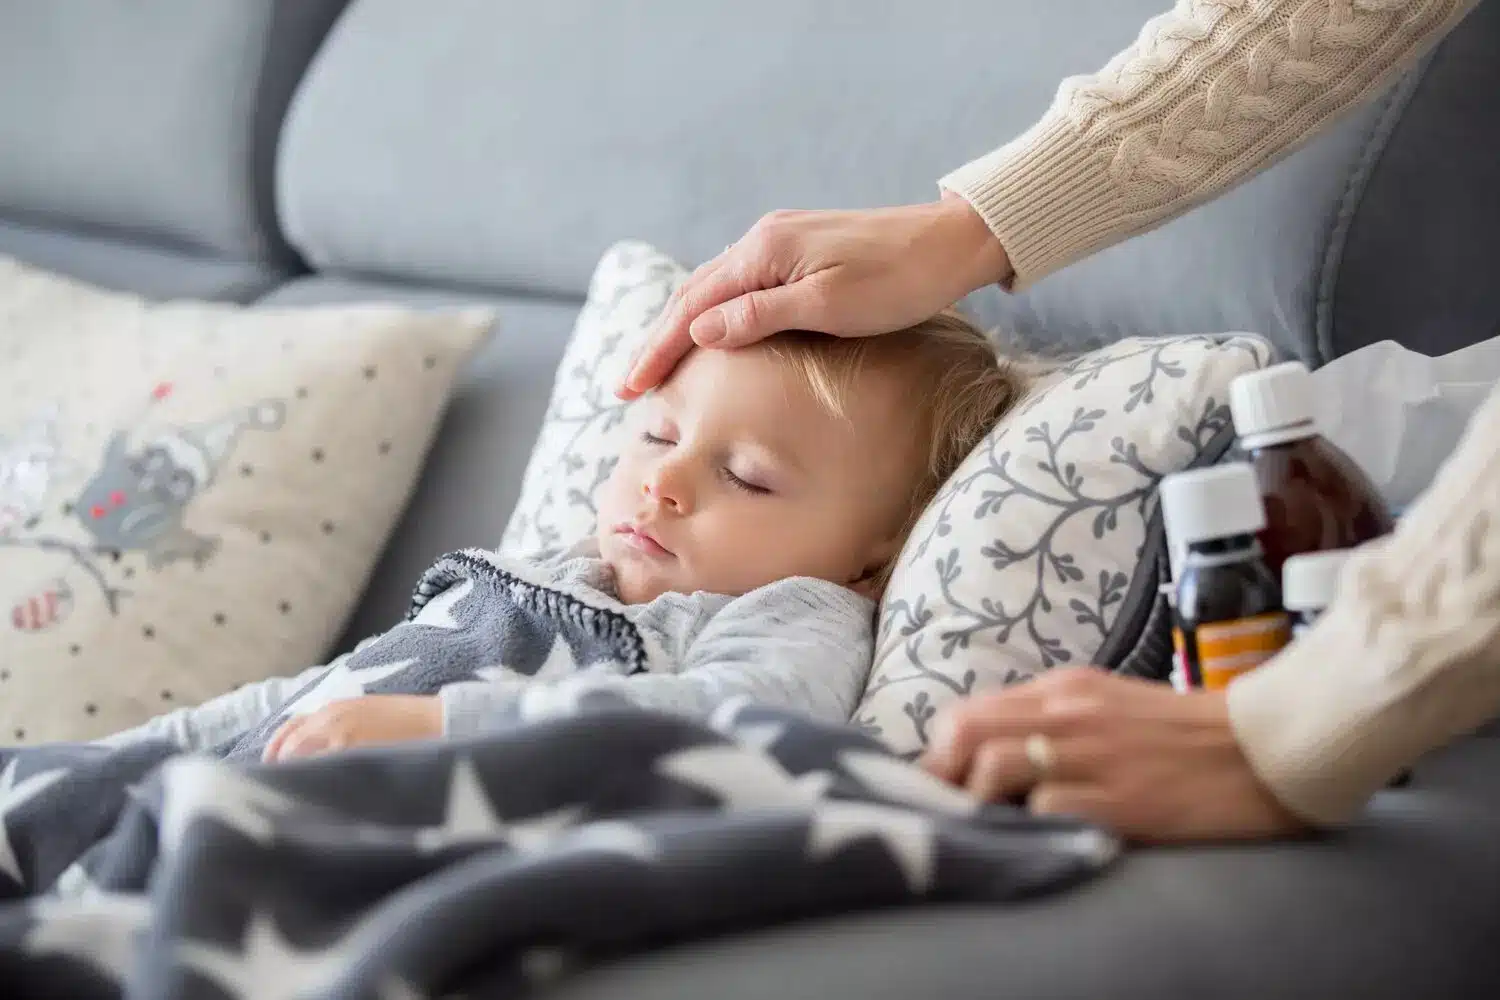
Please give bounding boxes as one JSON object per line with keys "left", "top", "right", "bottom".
{"left": 941, "top": 0, "right": 1479, "bottom": 288}
{"left": 1228, "top": 382, "right": 1500, "bottom": 826}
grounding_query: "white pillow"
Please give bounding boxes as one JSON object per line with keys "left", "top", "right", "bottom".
{"left": 0, "top": 257, "right": 492, "bottom": 742}
{"left": 500, "top": 242, "right": 685, "bottom": 557}
{"left": 858, "top": 335, "right": 1270, "bottom": 754}
{"left": 500, "top": 242, "right": 1272, "bottom": 755}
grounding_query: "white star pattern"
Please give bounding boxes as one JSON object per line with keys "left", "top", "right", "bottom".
{"left": 807, "top": 801, "right": 936, "bottom": 894}
{"left": 706, "top": 695, "right": 756, "bottom": 732}
{"left": 178, "top": 911, "right": 348, "bottom": 1000}
{"left": 156, "top": 757, "right": 295, "bottom": 854}
{"left": 179, "top": 907, "right": 424, "bottom": 1000}
{"left": 51, "top": 860, "right": 107, "bottom": 899}
{"left": 836, "top": 750, "right": 979, "bottom": 816}
{"left": 729, "top": 722, "right": 788, "bottom": 753}
{"left": 414, "top": 757, "right": 579, "bottom": 853}
{"left": 286, "top": 658, "right": 417, "bottom": 718}
{"left": 23, "top": 893, "right": 149, "bottom": 984}
{"left": 473, "top": 632, "right": 577, "bottom": 683}
{"left": 654, "top": 744, "right": 831, "bottom": 808}
{"left": 0, "top": 759, "right": 68, "bottom": 884}
{"left": 376, "top": 976, "right": 427, "bottom": 1000}
{"left": 411, "top": 578, "right": 474, "bottom": 630}
{"left": 554, "top": 821, "right": 659, "bottom": 863}
{"left": 1052, "top": 828, "right": 1122, "bottom": 867}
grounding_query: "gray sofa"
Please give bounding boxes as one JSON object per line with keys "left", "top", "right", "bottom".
{"left": 3, "top": 1, "right": 1498, "bottom": 995}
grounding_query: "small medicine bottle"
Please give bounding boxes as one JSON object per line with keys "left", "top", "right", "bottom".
{"left": 1281, "top": 549, "right": 1351, "bottom": 638}
{"left": 1161, "top": 464, "right": 1291, "bottom": 692}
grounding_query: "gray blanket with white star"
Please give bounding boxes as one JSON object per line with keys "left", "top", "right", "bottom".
{"left": 0, "top": 549, "right": 1117, "bottom": 999}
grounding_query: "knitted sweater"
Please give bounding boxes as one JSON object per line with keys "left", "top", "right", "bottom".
{"left": 942, "top": 0, "right": 1480, "bottom": 289}
{"left": 1228, "top": 381, "right": 1500, "bottom": 825}
{"left": 942, "top": 0, "right": 1487, "bottom": 825}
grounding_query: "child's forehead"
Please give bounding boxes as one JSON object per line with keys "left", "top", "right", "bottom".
{"left": 662, "top": 346, "right": 909, "bottom": 441}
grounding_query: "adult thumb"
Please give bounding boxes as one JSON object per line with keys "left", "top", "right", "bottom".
{"left": 689, "top": 284, "right": 813, "bottom": 349}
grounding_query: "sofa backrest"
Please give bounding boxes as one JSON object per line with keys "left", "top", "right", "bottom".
{"left": 276, "top": 0, "right": 1496, "bottom": 362}
{"left": 0, "top": 0, "right": 347, "bottom": 263}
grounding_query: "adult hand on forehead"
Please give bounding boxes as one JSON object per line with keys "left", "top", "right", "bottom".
{"left": 919, "top": 667, "right": 1306, "bottom": 843}
{"left": 616, "top": 193, "right": 1011, "bottom": 400}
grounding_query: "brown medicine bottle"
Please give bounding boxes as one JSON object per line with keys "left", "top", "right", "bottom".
{"left": 1228, "top": 362, "right": 1395, "bottom": 578}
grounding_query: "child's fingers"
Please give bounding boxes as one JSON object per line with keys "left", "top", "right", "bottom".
{"left": 262, "top": 717, "right": 301, "bottom": 763}
{"left": 278, "top": 724, "right": 330, "bottom": 761}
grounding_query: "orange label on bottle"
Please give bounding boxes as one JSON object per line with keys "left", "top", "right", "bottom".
{"left": 1173, "top": 612, "right": 1291, "bottom": 690}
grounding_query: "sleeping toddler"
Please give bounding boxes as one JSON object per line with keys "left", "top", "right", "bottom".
{"left": 101, "top": 310, "right": 1028, "bottom": 762}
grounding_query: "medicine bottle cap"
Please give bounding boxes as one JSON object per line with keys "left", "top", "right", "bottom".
{"left": 1230, "top": 362, "right": 1318, "bottom": 449}
{"left": 1159, "top": 463, "right": 1266, "bottom": 549}
{"left": 1282, "top": 550, "right": 1351, "bottom": 613}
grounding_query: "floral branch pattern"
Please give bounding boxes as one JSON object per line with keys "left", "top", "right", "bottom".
{"left": 862, "top": 335, "right": 1271, "bottom": 755}
{"left": 500, "top": 243, "right": 686, "bottom": 556}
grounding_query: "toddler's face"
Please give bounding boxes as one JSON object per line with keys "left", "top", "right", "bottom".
{"left": 596, "top": 345, "right": 919, "bottom": 604}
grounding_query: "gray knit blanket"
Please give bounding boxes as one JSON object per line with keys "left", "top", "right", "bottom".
{"left": 0, "top": 549, "right": 1117, "bottom": 999}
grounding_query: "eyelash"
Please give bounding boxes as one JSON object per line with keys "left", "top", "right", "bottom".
{"left": 640, "top": 432, "right": 770, "bottom": 495}
{"left": 722, "top": 469, "right": 770, "bottom": 495}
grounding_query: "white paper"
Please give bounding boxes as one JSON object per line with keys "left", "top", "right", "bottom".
{"left": 1309, "top": 336, "right": 1500, "bottom": 512}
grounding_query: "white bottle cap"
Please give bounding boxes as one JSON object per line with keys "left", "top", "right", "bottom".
{"left": 1230, "top": 361, "right": 1318, "bottom": 449}
{"left": 1282, "top": 549, "right": 1351, "bottom": 613}
{"left": 1159, "top": 463, "right": 1266, "bottom": 549}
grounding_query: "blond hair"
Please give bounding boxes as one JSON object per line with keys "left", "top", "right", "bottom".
{"left": 764, "top": 310, "right": 1031, "bottom": 590}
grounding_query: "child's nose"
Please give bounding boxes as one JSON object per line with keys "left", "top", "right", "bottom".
{"left": 641, "top": 466, "right": 690, "bottom": 512}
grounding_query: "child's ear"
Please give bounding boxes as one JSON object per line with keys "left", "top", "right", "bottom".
{"left": 848, "top": 536, "right": 902, "bottom": 600}
{"left": 849, "top": 571, "right": 885, "bottom": 601}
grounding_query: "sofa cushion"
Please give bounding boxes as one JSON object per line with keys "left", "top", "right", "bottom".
{"left": 272, "top": 0, "right": 1172, "bottom": 295}
{"left": 257, "top": 276, "right": 581, "bottom": 647}
{"left": 0, "top": 219, "right": 288, "bottom": 304}
{"left": 277, "top": 0, "right": 1494, "bottom": 364}
{"left": 0, "top": 0, "right": 347, "bottom": 261}
{"left": 0, "top": 259, "right": 491, "bottom": 742}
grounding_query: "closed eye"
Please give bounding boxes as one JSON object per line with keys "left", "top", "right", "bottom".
{"left": 723, "top": 468, "right": 771, "bottom": 495}
{"left": 641, "top": 431, "right": 674, "bottom": 446}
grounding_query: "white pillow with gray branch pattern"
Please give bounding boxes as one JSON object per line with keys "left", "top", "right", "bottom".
{"left": 859, "top": 334, "right": 1272, "bottom": 754}
{"left": 499, "top": 242, "right": 683, "bottom": 557}
{"left": 500, "top": 242, "right": 1272, "bottom": 755}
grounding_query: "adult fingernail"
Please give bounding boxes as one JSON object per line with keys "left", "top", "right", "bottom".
{"left": 691, "top": 311, "right": 726, "bottom": 345}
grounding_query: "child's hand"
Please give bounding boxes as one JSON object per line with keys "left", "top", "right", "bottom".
{"left": 263, "top": 696, "right": 443, "bottom": 763}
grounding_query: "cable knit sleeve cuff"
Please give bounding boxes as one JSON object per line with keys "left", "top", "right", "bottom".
{"left": 939, "top": 114, "right": 1164, "bottom": 291}
{"left": 1226, "top": 612, "right": 1431, "bottom": 827}
{"left": 1228, "top": 383, "right": 1500, "bottom": 826}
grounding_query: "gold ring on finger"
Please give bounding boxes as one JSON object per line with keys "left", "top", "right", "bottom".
{"left": 1024, "top": 733, "right": 1057, "bottom": 778}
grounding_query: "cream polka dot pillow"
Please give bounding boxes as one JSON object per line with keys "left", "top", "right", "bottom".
{"left": 0, "top": 257, "right": 492, "bottom": 742}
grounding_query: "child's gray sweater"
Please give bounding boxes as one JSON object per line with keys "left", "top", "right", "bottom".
{"left": 103, "top": 541, "right": 876, "bottom": 753}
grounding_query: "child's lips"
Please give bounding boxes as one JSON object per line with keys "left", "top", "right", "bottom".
{"left": 614, "top": 523, "right": 674, "bottom": 558}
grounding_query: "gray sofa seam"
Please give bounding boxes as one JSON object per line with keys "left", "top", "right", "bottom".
{"left": 1312, "top": 52, "right": 1437, "bottom": 366}
{"left": 250, "top": 0, "right": 349, "bottom": 269}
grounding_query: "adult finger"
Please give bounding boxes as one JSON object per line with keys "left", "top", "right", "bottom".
{"left": 920, "top": 686, "right": 1048, "bottom": 783}
{"left": 1028, "top": 782, "right": 1118, "bottom": 827}
{"left": 691, "top": 282, "right": 823, "bottom": 351}
{"left": 964, "top": 740, "right": 1035, "bottom": 803}
{"left": 618, "top": 259, "right": 745, "bottom": 398}
{"left": 615, "top": 254, "right": 726, "bottom": 398}
{"left": 966, "top": 733, "right": 1107, "bottom": 802}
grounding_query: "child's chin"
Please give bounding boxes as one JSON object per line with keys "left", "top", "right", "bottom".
{"left": 610, "top": 562, "right": 672, "bottom": 605}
